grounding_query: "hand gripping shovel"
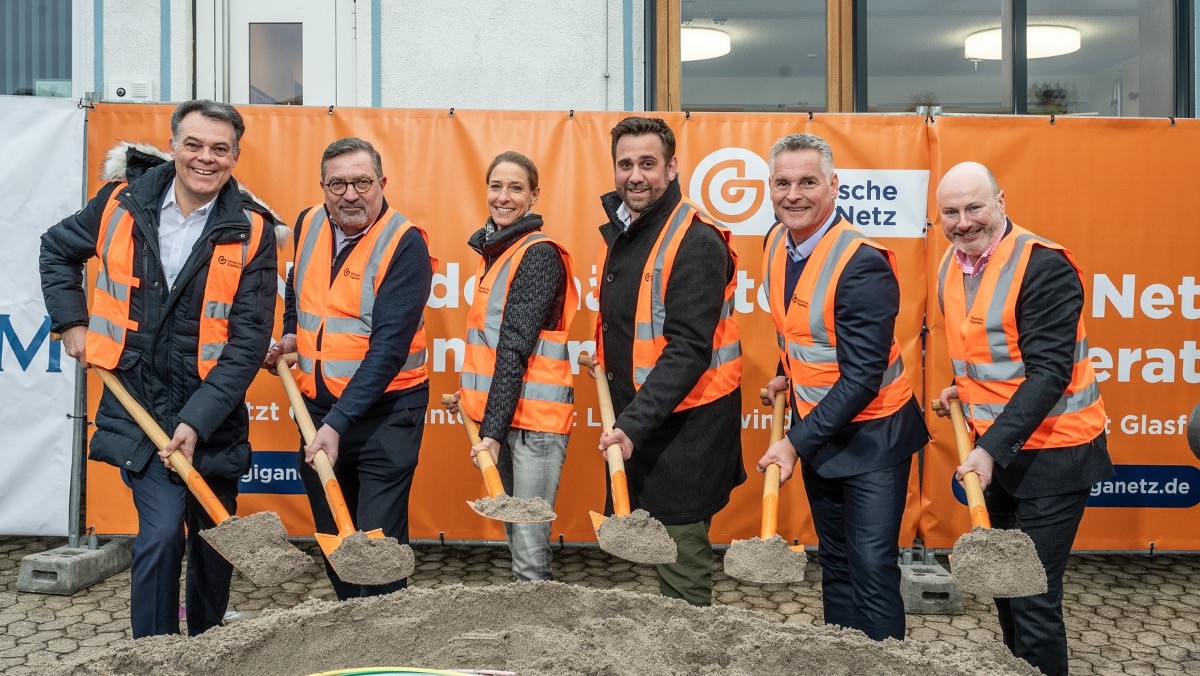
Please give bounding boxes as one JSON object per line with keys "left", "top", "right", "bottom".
{"left": 933, "top": 398, "right": 1047, "bottom": 598}
{"left": 440, "top": 394, "right": 556, "bottom": 523}
{"left": 94, "top": 367, "right": 310, "bottom": 587}
{"left": 724, "top": 389, "right": 808, "bottom": 583}
{"left": 577, "top": 354, "right": 677, "bottom": 565}
{"left": 277, "top": 357, "right": 414, "bottom": 585}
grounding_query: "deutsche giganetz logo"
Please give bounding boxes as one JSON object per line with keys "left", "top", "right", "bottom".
{"left": 688, "top": 147, "right": 776, "bottom": 236}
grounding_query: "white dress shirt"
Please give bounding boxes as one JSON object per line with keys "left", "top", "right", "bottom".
{"left": 158, "top": 183, "right": 216, "bottom": 289}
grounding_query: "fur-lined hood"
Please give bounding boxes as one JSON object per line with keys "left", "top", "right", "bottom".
{"left": 101, "top": 141, "right": 290, "bottom": 245}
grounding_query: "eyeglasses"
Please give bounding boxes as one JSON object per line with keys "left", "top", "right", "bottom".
{"left": 323, "top": 176, "right": 376, "bottom": 195}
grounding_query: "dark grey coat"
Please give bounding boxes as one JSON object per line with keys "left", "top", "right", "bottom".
{"left": 39, "top": 147, "right": 278, "bottom": 479}
{"left": 597, "top": 180, "right": 746, "bottom": 524}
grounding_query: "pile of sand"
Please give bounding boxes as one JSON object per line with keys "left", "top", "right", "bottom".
{"left": 472, "top": 494, "right": 556, "bottom": 522}
{"left": 724, "top": 535, "right": 808, "bottom": 584}
{"left": 200, "top": 511, "right": 312, "bottom": 587}
{"left": 596, "top": 509, "right": 677, "bottom": 564}
{"left": 951, "top": 526, "right": 1048, "bottom": 598}
{"left": 55, "top": 582, "right": 1039, "bottom": 676}
{"left": 327, "top": 532, "right": 415, "bottom": 585}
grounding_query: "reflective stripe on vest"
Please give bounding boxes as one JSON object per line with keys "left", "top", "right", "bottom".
{"left": 292, "top": 205, "right": 437, "bottom": 399}
{"left": 85, "top": 185, "right": 263, "bottom": 378}
{"left": 595, "top": 198, "right": 742, "bottom": 412}
{"left": 197, "top": 209, "right": 266, "bottom": 377}
{"left": 936, "top": 223, "right": 1105, "bottom": 448}
{"left": 762, "top": 219, "right": 914, "bottom": 421}
{"left": 460, "top": 231, "right": 578, "bottom": 434}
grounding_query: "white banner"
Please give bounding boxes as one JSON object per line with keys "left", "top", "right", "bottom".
{"left": 0, "top": 96, "right": 85, "bottom": 535}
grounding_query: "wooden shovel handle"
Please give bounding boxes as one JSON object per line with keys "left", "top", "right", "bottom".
{"left": 94, "top": 368, "right": 231, "bottom": 524}
{"left": 440, "top": 394, "right": 505, "bottom": 499}
{"left": 932, "top": 398, "right": 991, "bottom": 529}
{"left": 277, "top": 357, "right": 355, "bottom": 536}
{"left": 759, "top": 388, "right": 786, "bottom": 539}
{"left": 578, "top": 354, "right": 631, "bottom": 517}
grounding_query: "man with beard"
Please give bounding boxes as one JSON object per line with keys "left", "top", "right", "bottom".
{"left": 265, "top": 137, "right": 435, "bottom": 599}
{"left": 934, "top": 161, "right": 1112, "bottom": 675}
{"left": 594, "top": 116, "right": 746, "bottom": 606}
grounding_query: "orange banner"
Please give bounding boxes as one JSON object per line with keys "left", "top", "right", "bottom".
{"left": 921, "top": 115, "right": 1200, "bottom": 550}
{"left": 80, "top": 104, "right": 1200, "bottom": 551}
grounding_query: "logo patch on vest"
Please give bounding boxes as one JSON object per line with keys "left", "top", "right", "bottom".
{"left": 216, "top": 255, "right": 242, "bottom": 269}
{"left": 969, "top": 315, "right": 984, "bottom": 325}
{"left": 791, "top": 294, "right": 807, "bottom": 308}
{"left": 342, "top": 268, "right": 362, "bottom": 281}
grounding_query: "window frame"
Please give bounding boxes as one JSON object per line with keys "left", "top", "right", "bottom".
{"left": 649, "top": 0, "right": 1195, "bottom": 117}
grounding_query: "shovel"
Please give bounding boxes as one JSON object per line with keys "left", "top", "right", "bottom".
{"left": 577, "top": 354, "right": 677, "bottom": 565}
{"left": 723, "top": 388, "right": 807, "bottom": 583}
{"left": 277, "top": 357, "right": 414, "bottom": 585}
{"left": 933, "top": 397, "right": 1047, "bottom": 598}
{"left": 93, "top": 367, "right": 310, "bottom": 587}
{"left": 439, "top": 394, "right": 556, "bottom": 523}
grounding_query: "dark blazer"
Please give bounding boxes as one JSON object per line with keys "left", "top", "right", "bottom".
{"left": 597, "top": 180, "right": 746, "bottom": 524}
{"left": 773, "top": 219, "right": 929, "bottom": 479}
{"left": 965, "top": 225, "right": 1114, "bottom": 499}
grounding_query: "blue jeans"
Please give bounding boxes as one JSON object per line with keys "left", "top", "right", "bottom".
{"left": 495, "top": 428, "right": 568, "bottom": 581}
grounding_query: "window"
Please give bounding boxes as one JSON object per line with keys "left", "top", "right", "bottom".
{"left": 651, "top": 0, "right": 1192, "bottom": 117}
{"left": 679, "top": 0, "right": 827, "bottom": 113}
{"left": 865, "top": 1, "right": 1007, "bottom": 113}
{"left": 2, "top": 0, "right": 73, "bottom": 98}
{"left": 1027, "top": 1, "right": 1176, "bottom": 117}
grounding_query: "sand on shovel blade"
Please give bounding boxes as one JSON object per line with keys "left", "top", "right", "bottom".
{"left": 596, "top": 509, "right": 677, "bottom": 564}
{"left": 327, "top": 531, "right": 415, "bottom": 585}
{"left": 724, "top": 535, "right": 808, "bottom": 584}
{"left": 200, "top": 511, "right": 312, "bottom": 587}
{"left": 951, "top": 526, "right": 1048, "bottom": 598}
{"left": 472, "top": 494, "right": 557, "bottom": 522}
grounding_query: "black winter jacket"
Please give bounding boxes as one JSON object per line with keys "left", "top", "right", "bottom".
{"left": 39, "top": 148, "right": 278, "bottom": 479}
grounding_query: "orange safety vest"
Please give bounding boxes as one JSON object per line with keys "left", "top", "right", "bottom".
{"left": 937, "top": 223, "right": 1105, "bottom": 448}
{"left": 596, "top": 198, "right": 742, "bottom": 412}
{"left": 762, "top": 219, "right": 914, "bottom": 420}
{"left": 86, "top": 184, "right": 266, "bottom": 378}
{"left": 293, "top": 205, "right": 437, "bottom": 399}
{"left": 460, "top": 232, "right": 578, "bottom": 434}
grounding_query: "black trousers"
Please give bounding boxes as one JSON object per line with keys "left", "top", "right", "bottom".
{"left": 298, "top": 404, "right": 425, "bottom": 600}
{"left": 123, "top": 459, "right": 237, "bottom": 638}
{"left": 986, "top": 481, "right": 1090, "bottom": 676}
{"left": 802, "top": 456, "right": 910, "bottom": 641}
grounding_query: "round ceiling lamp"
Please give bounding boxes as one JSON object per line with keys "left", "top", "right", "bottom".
{"left": 964, "top": 25, "right": 1081, "bottom": 61}
{"left": 681, "top": 26, "right": 731, "bottom": 62}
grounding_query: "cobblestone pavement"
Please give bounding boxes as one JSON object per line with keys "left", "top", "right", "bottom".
{"left": 2, "top": 536, "right": 1198, "bottom": 674}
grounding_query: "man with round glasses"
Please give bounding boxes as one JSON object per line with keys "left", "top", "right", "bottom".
{"left": 265, "top": 137, "right": 436, "bottom": 599}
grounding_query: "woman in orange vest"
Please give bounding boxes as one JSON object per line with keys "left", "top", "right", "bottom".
{"left": 447, "top": 151, "right": 577, "bottom": 581}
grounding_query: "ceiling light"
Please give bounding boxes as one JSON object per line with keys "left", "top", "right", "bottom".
{"left": 681, "top": 26, "right": 731, "bottom": 62}
{"left": 964, "top": 25, "right": 1081, "bottom": 61}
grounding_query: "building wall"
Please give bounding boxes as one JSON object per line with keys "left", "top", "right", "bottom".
{"left": 86, "top": 0, "right": 642, "bottom": 111}
{"left": 361, "top": 0, "right": 643, "bottom": 111}
{"left": 86, "top": 0, "right": 192, "bottom": 102}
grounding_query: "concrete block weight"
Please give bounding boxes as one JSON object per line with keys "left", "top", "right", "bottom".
{"left": 17, "top": 540, "right": 131, "bottom": 595}
{"left": 900, "top": 560, "right": 965, "bottom": 615}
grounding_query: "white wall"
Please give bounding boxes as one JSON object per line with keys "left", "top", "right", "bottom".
{"left": 87, "top": 0, "right": 192, "bottom": 102}
{"left": 362, "top": 0, "right": 644, "bottom": 111}
{"left": 92, "top": 0, "right": 643, "bottom": 111}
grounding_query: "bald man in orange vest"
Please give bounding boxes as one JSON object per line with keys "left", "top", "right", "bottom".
{"left": 935, "top": 161, "right": 1113, "bottom": 676}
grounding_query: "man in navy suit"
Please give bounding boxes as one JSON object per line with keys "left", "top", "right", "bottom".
{"left": 756, "top": 133, "right": 929, "bottom": 641}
